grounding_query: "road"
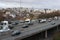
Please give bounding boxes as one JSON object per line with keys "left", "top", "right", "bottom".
{"left": 1, "top": 19, "right": 60, "bottom": 40}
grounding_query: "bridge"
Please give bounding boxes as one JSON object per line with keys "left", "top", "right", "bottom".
{"left": 1, "top": 19, "right": 60, "bottom": 40}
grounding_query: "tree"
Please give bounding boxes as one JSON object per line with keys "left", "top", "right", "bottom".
{"left": 38, "top": 11, "right": 60, "bottom": 19}
{"left": 0, "top": 11, "right": 5, "bottom": 21}
{"left": 29, "top": 14, "right": 34, "bottom": 19}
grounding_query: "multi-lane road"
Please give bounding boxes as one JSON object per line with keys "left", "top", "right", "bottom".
{"left": 1, "top": 19, "right": 60, "bottom": 40}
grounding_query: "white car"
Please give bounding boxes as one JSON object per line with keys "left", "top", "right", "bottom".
{"left": 48, "top": 20, "right": 52, "bottom": 22}
{"left": 40, "top": 19, "right": 46, "bottom": 23}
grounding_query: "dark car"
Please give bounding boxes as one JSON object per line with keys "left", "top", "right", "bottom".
{"left": 28, "top": 22, "right": 33, "bottom": 25}
{"left": 22, "top": 25, "right": 29, "bottom": 28}
{"left": 11, "top": 30, "right": 21, "bottom": 36}
{"left": 51, "top": 22, "right": 55, "bottom": 25}
{"left": 38, "top": 19, "right": 41, "bottom": 23}
{"left": 12, "top": 22, "right": 18, "bottom": 25}
{"left": 8, "top": 25, "right": 14, "bottom": 29}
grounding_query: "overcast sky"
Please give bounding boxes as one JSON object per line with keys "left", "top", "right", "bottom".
{"left": 0, "top": 0, "right": 60, "bottom": 9}
{"left": 0, "top": 0, "right": 20, "bottom": 8}
{"left": 20, "top": 0, "right": 60, "bottom": 9}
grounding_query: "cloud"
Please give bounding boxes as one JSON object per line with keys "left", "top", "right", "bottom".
{"left": 0, "top": 0, "right": 60, "bottom": 9}
{"left": 0, "top": 0, "right": 20, "bottom": 3}
{"left": 21, "top": 0, "right": 60, "bottom": 9}
{"left": 0, "top": 3, "right": 20, "bottom": 8}
{"left": 21, "top": 0, "right": 35, "bottom": 3}
{"left": 0, "top": 0, "right": 20, "bottom": 8}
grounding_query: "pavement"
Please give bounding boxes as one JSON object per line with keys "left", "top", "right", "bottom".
{"left": 0, "top": 19, "right": 60, "bottom": 40}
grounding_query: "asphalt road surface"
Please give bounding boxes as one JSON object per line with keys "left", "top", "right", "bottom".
{"left": 1, "top": 19, "right": 60, "bottom": 40}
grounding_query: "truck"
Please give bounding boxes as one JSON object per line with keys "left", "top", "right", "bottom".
{"left": 0, "top": 21, "right": 10, "bottom": 32}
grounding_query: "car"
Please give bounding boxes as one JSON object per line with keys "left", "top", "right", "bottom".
{"left": 12, "top": 22, "right": 18, "bottom": 25}
{"left": 11, "top": 30, "right": 21, "bottom": 36}
{"left": 48, "top": 20, "right": 52, "bottom": 22}
{"left": 22, "top": 25, "right": 29, "bottom": 28}
{"left": 38, "top": 19, "right": 47, "bottom": 23}
{"left": 54, "top": 16, "right": 58, "bottom": 20}
{"left": 20, "top": 20, "right": 25, "bottom": 23}
{"left": 38, "top": 19, "right": 41, "bottom": 23}
{"left": 0, "top": 26, "right": 3, "bottom": 30}
{"left": 28, "top": 22, "right": 33, "bottom": 25}
{"left": 51, "top": 22, "right": 55, "bottom": 25}
{"left": 40, "top": 19, "right": 46, "bottom": 23}
{"left": 8, "top": 25, "right": 14, "bottom": 29}
{"left": 8, "top": 22, "right": 12, "bottom": 24}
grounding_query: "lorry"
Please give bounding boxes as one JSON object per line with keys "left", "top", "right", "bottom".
{"left": 0, "top": 21, "right": 10, "bottom": 32}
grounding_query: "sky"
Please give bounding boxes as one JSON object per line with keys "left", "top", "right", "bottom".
{"left": 0, "top": 0, "right": 60, "bottom": 9}
{"left": 20, "top": 0, "right": 60, "bottom": 9}
{"left": 0, "top": 0, "right": 20, "bottom": 8}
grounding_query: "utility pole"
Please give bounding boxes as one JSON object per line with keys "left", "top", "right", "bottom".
{"left": 44, "top": 9, "right": 51, "bottom": 14}
{"left": 44, "top": 9, "right": 48, "bottom": 14}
